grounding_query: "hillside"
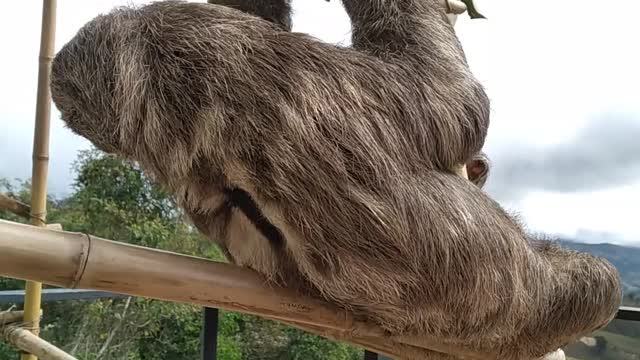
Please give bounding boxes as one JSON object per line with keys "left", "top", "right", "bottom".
{"left": 559, "top": 240, "right": 640, "bottom": 360}
{"left": 559, "top": 239, "right": 640, "bottom": 296}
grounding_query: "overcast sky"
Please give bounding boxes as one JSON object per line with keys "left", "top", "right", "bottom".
{"left": 1, "top": 0, "right": 639, "bottom": 245}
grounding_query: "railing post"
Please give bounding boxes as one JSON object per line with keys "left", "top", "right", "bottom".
{"left": 364, "top": 350, "right": 393, "bottom": 360}
{"left": 21, "top": 1, "right": 57, "bottom": 359}
{"left": 201, "top": 307, "right": 219, "bottom": 360}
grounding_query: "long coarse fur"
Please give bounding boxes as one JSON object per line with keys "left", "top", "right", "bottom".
{"left": 49, "top": 1, "right": 622, "bottom": 359}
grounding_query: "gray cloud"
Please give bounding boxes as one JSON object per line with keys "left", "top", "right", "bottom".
{"left": 484, "top": 112, "right": 640, "bottom": 201}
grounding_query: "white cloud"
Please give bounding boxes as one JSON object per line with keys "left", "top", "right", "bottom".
{"left": 291, "top": 0, "right": 351, "bottom": 44}
{"left": 0, "top": 0, "right": 638, "bottom": 243}
{"left": 457, "top": 0, "right": 640, "bottom": 145}
{"left": 516, "top": 184, "right": 640, "bottom": 244}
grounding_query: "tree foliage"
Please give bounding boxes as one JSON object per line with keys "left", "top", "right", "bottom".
{"left": 0, "top": 148, "right": 362, "bottom": 359}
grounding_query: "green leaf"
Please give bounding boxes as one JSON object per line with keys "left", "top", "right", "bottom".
{"left": 461, "top": 0, "right": 486, "bottom": 19}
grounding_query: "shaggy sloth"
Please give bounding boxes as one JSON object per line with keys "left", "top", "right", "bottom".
{"left": 49, "top": 0, "right": 621, "bottom": 359}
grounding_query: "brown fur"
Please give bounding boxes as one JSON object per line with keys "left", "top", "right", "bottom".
{"left": 50, "top": 1, "right": 622, "bottom": 359}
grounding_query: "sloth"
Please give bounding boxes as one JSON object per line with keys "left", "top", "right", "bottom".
{"left": 49, "top": 1, "right": 621, "bottom": 359}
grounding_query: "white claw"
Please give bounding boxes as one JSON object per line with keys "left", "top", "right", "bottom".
{"left": 540, "top": 349, "right": 566, "bottom": 360}
{"left": 444, "top": 0, "right": 467, "bottom": 15}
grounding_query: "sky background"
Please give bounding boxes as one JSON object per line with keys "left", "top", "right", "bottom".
{"left": 1, "top": 0, "right": 639, "bottom": 245}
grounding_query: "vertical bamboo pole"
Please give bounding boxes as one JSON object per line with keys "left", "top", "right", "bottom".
{"left": 22, "top": 1, "right": 57, "bottom": 360}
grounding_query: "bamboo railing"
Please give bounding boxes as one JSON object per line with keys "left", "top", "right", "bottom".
{"left": 3, "top": 325, "right": 76, "bottom": 360}
{"left": 0, "top": 192, "right": 75, "bottom": 360}
{"left": 0, "top": 219, "right": 495, "bottom": 360}
{"left": 1, "top": 309, "right": 75, "bottom": 360}
{"left": 0, "top": 194, "right": 31, "bottom": 219}
{"left": 1, "top": 311, "right": 29, "bottom": 325}
{"left": 21, "top": 1, "right": 57, "bottom": 360}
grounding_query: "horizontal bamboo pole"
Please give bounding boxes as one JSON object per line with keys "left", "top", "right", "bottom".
{"left": 263, "top": 315, "right": 450, "bottom": 359}
{"left": 2, "top": 325, "right": 76, "bottom": 360}
{"left": 0, "top": 194, "right": 31, "bottom": 219}
{"left": 1, "top": 311, "right": 38, "bottom": 325}
{"left": 0, "top": 219, "right": 493, "bottom": 360}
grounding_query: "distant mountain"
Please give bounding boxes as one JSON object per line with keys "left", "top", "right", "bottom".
{"left": 558, "top": 241, "right": 640, "bottom": 360}
{"left": 558, "top": 239, "right": 640, "bottom": 296}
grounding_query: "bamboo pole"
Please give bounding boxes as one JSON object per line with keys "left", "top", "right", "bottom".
{"left": 3, "top": 325, "right": 76, "bottom": 360}
{"left": 1, "top": 311, "right": 34, "bottom": 325}
{"left": 0, "top": 194, "right": 31, "bottom": 219}
{"left": 266, "top": 316, "right": 456, "bottom": 360}
{"left": 22, "top": 1, "right": 57, "bottom": 360}
{"left": 0, "top": 219, "right": 495, "bottom": 360}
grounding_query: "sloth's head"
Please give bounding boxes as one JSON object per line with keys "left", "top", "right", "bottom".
{"left": 50, "top": 8, "right": 134, "bottom": 155}
{"left": 51, "top": 1, "right": 248, "bottom": 161}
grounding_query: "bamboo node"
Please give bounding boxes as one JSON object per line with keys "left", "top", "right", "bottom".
{"left": 69, "top": 233, "right": 92, "bottom": 289}
{"left": 19, "top": 321, "right": 41, "bottom": 334}
{"left": 1, "top": 318, "right": 41, "bottom": 335}
{"left": 21, "top": 327, "right": 40, "bottom": 336}
{"left": 32, "top": 155, "right": 50, "bottom": 161}
{"left": 28, "top": 212, "right": 47, "bottom": 226}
